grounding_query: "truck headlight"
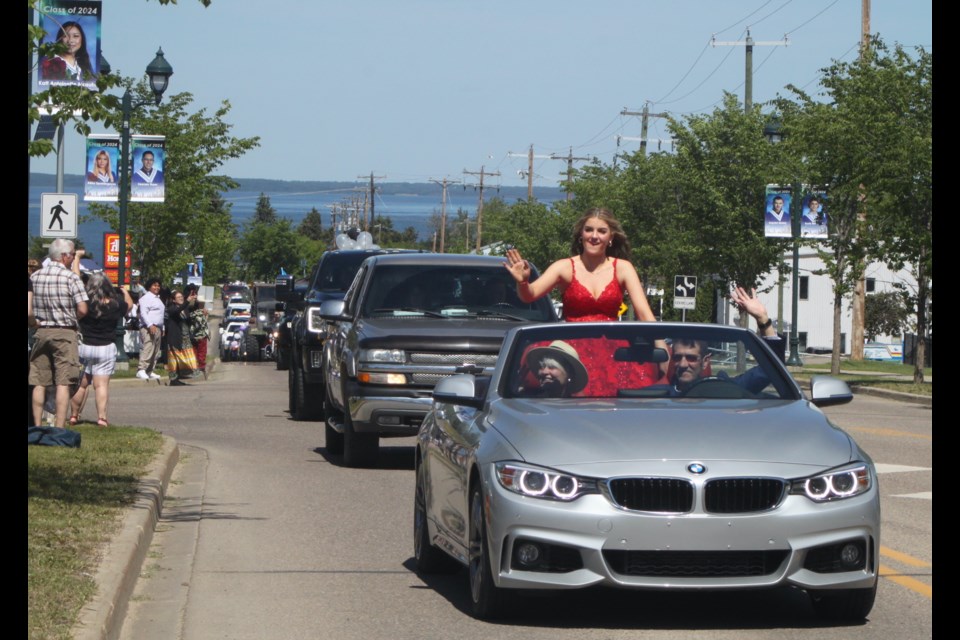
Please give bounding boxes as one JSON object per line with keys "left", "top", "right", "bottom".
{"left": 358, "top": 349, "right": 406, "bottom": 364}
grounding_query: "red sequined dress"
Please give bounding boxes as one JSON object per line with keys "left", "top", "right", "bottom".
{"left": 561, "top": 258, "right": 660, "bottom": 396}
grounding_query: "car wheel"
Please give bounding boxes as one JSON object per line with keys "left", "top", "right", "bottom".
{"left": 414, "top": 458, "right": 460, "bottom": 574}
{"left": 469, "top": 485, "right": 507, "bottom": 619}
{"left": 342, "top": 410, "right": 378, "bottom": 468}
{"left": 323, "top": 395, "right": 344, "bottom": 454}
{"left": 243, "top": 333, "right": 261, "bottom": 362}
{"left": 809, "top": 579, "right": 877, "bottom": 621}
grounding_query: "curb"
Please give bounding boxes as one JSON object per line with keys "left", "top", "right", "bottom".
{"left": 850, "top": 385, "right": 932, "bottom": 406}
{"left": 72, "top": 434, "right": 179, "bottom": 640}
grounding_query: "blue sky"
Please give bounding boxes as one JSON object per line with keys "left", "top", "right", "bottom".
{"left": 31, "top": 0, "right": 932, "bottom": 188}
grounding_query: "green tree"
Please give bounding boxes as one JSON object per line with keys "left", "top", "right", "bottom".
{"left": 87, "top": 82, "right": 259, "bottom": 281}
{"left": 237, "top": 218, "right": 302, "bottom": 281}
{"left": 254, "top": 193, "right": 278, "bottom": 224}
{"left": 865, "top": 291, "right": 910, "bottom": 341}
{"left": 298, "top": 208, "right": 325, "bottom": 241}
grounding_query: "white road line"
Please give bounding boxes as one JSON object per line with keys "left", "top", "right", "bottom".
{"left": 874, "top": 463, "right": 931, "bottom": 474}
{"left": 890, "top": 491, "right": 932, "bottom": 500}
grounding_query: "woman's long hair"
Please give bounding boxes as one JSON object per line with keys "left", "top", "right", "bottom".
{"left": 93, "top": 150, "right": 114, "bottom": 179}
{"left": 84, "top": 272, "right": 118, "bottom": 319}
{"left": 569, "top": 207, "right": 633, "bottom": 260}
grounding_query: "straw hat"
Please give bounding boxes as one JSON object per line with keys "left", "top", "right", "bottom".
{"left": 525, "top": 340, "right": 588, "bottom": 394}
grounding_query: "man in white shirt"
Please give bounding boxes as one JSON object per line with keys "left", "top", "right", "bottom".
{"left": 137, "top": 278, "right": 165, "bottom": 380}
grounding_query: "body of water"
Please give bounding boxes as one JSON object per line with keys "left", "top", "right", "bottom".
{"left": 28, "top": 183, "right": 555, "bottom": 264}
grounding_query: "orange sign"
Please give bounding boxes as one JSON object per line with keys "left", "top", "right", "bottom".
{"left": 103, "top": 232, "right": 132, "bottom": 285}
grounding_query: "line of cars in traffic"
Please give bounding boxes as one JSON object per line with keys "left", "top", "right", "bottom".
{"left": 275, "top": 247, "right": 880, "bottom": 623}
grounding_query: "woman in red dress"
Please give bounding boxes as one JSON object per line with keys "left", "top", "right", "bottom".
{"left": 504, "top": 208, "right": 663, "bottom": 396}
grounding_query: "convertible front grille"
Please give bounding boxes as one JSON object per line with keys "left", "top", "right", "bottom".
{"left": 603, "top": 550, "right": 789, "bottom": 577}
{"left": 703, "top": 478, "right": 786, "bottom": 513}
{"left": 605, "top": 478, "right": 694, "bottom": 513}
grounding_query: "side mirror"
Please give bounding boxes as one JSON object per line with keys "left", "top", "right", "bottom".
{"left": 318, "top": 299, "right": 347, "bottom": 321}
{"left": 809, "top": 375, "right": 854, "bottom": 407}
{"left": 432, "top": 374, "right": 485, "bottom": 409}
{"left": 275, "top": 274, "right": 295, "bottom": 301}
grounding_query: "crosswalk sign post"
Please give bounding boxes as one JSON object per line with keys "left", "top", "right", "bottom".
{"left": 40, "top": 193, "right": 78, "bottom": 239}
{"left": 673, "top": 275, "right": 697, "bottom": 320}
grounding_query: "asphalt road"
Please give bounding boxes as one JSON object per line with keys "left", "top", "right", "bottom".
{"left": 103, "top": 362, "right": 931, "bottom": 640}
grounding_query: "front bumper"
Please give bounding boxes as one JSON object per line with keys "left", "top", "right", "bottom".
{"left": 347, "top": 394, "right": 433, "bottom": 436}
{"left": 479, "top": 466, "right": 880, "bottom": 592}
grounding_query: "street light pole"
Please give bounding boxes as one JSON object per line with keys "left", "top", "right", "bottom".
{"left": 114, "top": 48, "right": 173, "bottom": 363}
{"left": 786, "top": 191, "right": 803, "bottom": 366}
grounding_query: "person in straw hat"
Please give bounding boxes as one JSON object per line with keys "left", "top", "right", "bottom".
{"left": 523, "top": 340, "right": 588, "bottom": 398}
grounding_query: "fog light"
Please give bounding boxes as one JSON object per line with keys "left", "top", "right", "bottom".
{"left": 515, "top": 542, "right": 542, "bottom": 567}
{"left": 840, "top": 543, "right": 861, "bottom": 567}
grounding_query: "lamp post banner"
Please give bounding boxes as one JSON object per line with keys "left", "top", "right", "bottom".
{"left": 84, "top": 134, "right": 120, "bottom": 202}
{"left": 130, "top": 135, "right": 166, "bottom": 203}
{"left": 36, "top": 1, "right": 103, "bottom": 90}
{"left": 763, "top": 185, "right": 793, "bottom": 238}
{"left": 800, "top": 187, "right": 829, "bottom": 239}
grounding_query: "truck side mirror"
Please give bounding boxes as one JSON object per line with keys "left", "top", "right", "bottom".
{"left": 275, "top": 274, "right": 295, "bottom": 301}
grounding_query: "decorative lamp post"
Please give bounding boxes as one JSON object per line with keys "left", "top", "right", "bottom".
{"left": 114, "top": 48, "right": 173, "bottom": 362}
{"left": 763, "top": 118, "right": 803, "bottom": 367}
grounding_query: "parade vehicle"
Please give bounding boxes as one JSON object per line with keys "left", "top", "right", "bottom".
{"left": 414, "top": 321, "right": 879, "bottom": 621}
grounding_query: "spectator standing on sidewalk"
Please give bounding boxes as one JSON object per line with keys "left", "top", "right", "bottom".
{"left": 28, "top": 239, "right": 88, "bottom": 427}
{"left": 165, "top": 289, "right": 198, "bottom": 385}
{"left": 69, "top": 273, "right": 134, "bottom": 426}
{"left": 137, "top": 278, "right": 164, "bottom": 380}
{"left": 184, "top": 284, "right": 210, "bottom": 379}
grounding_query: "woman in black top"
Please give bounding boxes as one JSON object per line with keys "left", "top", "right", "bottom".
{"left": 70, "top": 273, "right": 133, "bottom": 426}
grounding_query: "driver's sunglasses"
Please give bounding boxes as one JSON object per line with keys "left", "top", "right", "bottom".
{"left": 671, "top": 353, "right": 702, "bottom": 363}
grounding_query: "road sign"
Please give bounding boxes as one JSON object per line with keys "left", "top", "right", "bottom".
{"left": 40, "top": 193, "right": 78, "bottom": 239}
{"left": 673, "top": 275, "right": 697, "bottom": 310}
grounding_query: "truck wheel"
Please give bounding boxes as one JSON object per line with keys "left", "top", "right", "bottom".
{"left": 343, "top": 408, "right": 378, "bottom": 468}
{"left": 244, "top": 334, "right": 261, "bottom": 362}
{"left": 276, "top": 346, "right": 289, "bottom": 370}
{"left": 292, "top": 366, "right": 324, "bottom": 421}
{"left": 287, "top": 365, "right": 298, "bottom": 415}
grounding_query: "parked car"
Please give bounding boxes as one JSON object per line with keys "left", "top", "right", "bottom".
{"left": 320, "top": 253, "right": 558, "bottom": 467}
{"left": 414, "top": 321, "right": 879, "bottom": 621}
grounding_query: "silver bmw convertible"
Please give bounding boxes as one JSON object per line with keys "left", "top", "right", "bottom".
{"left": 414, "top": 322, "right": 879, "bottom": 621}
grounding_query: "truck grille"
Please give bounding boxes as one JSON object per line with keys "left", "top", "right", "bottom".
{"left": 408, "top": 352, "right": 498, "bottom": 384}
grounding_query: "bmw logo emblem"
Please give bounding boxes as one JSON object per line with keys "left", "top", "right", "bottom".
{"left": 687, "top": 462, "right": 706, "bottom": 474}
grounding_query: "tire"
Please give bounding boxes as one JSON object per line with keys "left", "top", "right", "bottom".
{"left": 292, "top": 366, "right": 324, "bottom": 421}
{"left": 469, "top": 485, "right": 508, "bottom": 619}
{"left": 414, "top": 458, "right": 461, "bottom": 574}
{"left": 276, "top": 345, "right": 289, "bottom": 371}
{"left": 243, "top": 333, "right": 261, "bottom": 362}
{"left": 342, "top": 409, "right": 378, "bottom": 468}
{"left": 287, "top": 365, "right": 298, "bottom": 415}
{"left": 809, "top": 579, "right": 877, "bottom": 621}
{"left": 324, "top": 394, "right": 344, "bottom": 454}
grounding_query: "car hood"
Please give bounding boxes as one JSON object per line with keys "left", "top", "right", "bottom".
{"left": 484, "top": 398, "right": 858, "bottom": 477}
{"left": 356, "top": 317, "right": 530, "bottom": 351}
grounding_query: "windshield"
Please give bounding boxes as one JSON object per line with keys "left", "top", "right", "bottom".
{"left": 314, "top": 253, "right": 374, "bottom": 293}
{"left": 503, "top": 323, "right": 797, "bottom": 401}
{"left": 360, "top": 264, "right": 556, "bottom": 321}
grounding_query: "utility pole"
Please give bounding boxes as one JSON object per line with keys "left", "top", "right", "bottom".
{"left": 463, "top": 166, "right": 500, "bottom": 252}
{"left": 359, "top": 171, "right": 385, "bottom": 228}
{"left": 549, "top": 147, "right": 591, "bottom": 200}
{"left": 850, "top": 0, "right": 871, "bottom": 361}
{"left": 508, "top": 144, "right": 552, "bottom": 200}
{"left": 621, "top": 103, "right": 669, "bottom": 155}
{"left": 712, "top": 29, "right": 789, "bottom": 111}
{"left": 429, "top": 177, "right": 460, "bottom": 253}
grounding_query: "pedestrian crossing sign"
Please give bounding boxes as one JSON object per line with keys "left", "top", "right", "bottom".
{"left": 40, "top": 193, "right": 78, "bottom": 239}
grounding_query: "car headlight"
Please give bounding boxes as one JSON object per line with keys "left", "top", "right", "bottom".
{"left": 789, "top": 464, "right": 872, "bottom": 502}
{"left": 495, "top": 462, "right": 598, "bottom": 501}
{"left": 358, "top": 348, "right": 406, "bottom": 364}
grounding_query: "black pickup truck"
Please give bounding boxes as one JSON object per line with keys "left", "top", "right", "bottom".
{"left": 279, "top": 248, "right": 422, "bottom": 420}
{"left": 318, "top": 253, "right": 558, "bottom": 467}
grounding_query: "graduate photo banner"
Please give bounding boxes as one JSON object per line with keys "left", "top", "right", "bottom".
{"left": 84, "top": 135, "right": 120, "bottom": 202}
{"left": 764, "top": 185, "right": 793, "bottom": 238}
{"left": 130, "top": 136, "right": 166, "bottom": 203}
{"left": 37, "top": 1, "right": 103, "bottom": 90}
{"left": 799, "top": 187, "right": 829, "bottom": 239}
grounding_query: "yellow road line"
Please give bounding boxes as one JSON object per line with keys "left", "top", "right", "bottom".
{"left": 845, "top": 426, "right": 931, "bottom": 440}
{"left": 881, "top": 545, "right": 931, "bottom": 568}
{"left": 879, "top": 565, "right": 932, "bottom": 599}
